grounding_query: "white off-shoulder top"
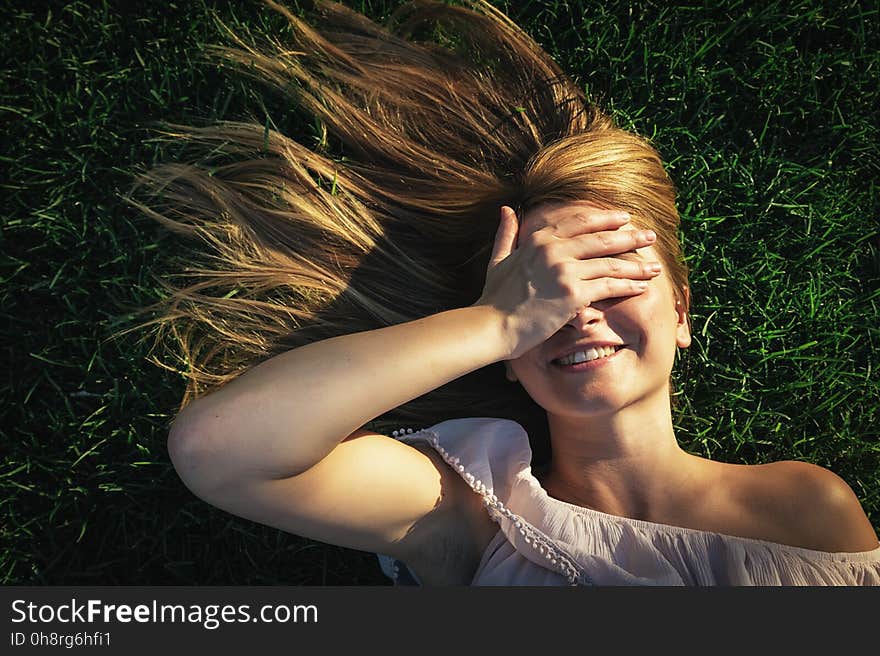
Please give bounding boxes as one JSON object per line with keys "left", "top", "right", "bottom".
{"left": 376, "top": 418, "right": 880, "bottom": 586}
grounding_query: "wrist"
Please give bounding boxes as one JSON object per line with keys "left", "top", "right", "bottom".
{"left": 467, "top": 301, "right": 515, "bottom": 362}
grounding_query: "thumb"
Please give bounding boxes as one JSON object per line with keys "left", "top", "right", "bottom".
{"left": 488, "top": 205, "right": 518, "bottom": 270}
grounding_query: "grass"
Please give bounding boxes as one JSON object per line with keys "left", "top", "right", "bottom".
{"left": 2, "top": 0, "right": 877, "bottom": 585}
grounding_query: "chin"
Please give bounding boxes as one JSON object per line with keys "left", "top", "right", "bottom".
{"left": 539, "top": 390, "right": 632, "bottom": 417}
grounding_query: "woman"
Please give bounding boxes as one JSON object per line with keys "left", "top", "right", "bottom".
{"left": 134, "top": 0, "right": 880, "bottom": 584}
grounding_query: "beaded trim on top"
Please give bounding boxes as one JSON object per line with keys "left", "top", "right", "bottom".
{"left": 389, "top": 426, "right": 586, "bottom": 586}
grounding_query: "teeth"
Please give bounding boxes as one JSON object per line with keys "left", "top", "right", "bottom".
{"left": 555, "top": 346, "right": 618, "bottom": 366}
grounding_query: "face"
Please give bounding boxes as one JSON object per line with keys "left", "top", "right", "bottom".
{"left": 504, "top": 202, "right": 691, "bottom": 417}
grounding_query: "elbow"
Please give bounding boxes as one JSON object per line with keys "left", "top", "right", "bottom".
{"left": 167, "top": 405, "right": 204, "bottom": 468}
{"left": 167, "top": 410, "right": 226, "bottom": 500}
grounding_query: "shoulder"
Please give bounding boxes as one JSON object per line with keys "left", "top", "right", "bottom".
{"left": 751, "top": 460, "right": 879, "bottom": 553}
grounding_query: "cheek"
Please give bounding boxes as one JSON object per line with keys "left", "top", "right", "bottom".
{"left": 508, "top": 349, "right": 556, "bottom": 387}
{"left": 642, "top": 295, "right": 681, "bottom": 355}
{"left": 644, "top": 272, "right": 678, "bottom": 316}
{"left": 630, "top": 288, "right": 677, "bottom": 343}
{"left": 645, "top": 295, "right": 667, "bottom": 324}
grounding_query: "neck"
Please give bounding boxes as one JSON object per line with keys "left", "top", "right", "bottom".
{"left": 538, "top": 389, "right": 700, "bottom": 521}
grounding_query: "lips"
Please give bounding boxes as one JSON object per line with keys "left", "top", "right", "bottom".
{"left": 549, "top": 343, "right": 627, "bottom": 364}
{"left": 550, "top": 345, "right": 626, "bottom": 371}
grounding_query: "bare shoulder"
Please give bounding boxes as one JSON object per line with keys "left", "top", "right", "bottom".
{"left": 746, "top": 460, "right": 879, "bottom": 553}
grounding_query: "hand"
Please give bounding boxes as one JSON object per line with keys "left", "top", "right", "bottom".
{"left": 473, "top": 204, "right": 661, "bottom": 360}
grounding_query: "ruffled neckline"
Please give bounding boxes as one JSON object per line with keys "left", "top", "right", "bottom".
{"left": 391, "top": 417, "right": 880, "bottom": 586}
{"left": 525, "top": 471, "right": 880, "bottom": 563}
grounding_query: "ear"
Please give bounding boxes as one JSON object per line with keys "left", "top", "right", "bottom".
{"left": 676, "top": 285, "right": 691, "bottom": 349}
{"left": 504, "top": 360, "right": 519, "bottom": 382}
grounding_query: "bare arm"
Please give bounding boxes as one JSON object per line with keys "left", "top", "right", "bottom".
{"left": 169, "top": 205, "right": 658, "bottom": 494}
{"left": 168, "top": 304, "right": 511, "bottom": 492}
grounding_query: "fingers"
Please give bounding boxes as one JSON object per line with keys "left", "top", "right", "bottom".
{"left": 551, "top": 208, "right": 631, "bottom": 239}
{"left": 566, "top": 227, "right": 657, "bottom": 260}
{"left": 580, "top": 277, "right": 653, "bottom": 303}
{"left": 575, "top": 257, "right": 662, "bottom": 283}
{"left": 488, "top": 206, "right": 518, "bottom": 269}
{"left": 573, "top": 252, "right": 661, "bottom": 305}
{"left": 531, "top": 207, "right": 650, "bottom": 260}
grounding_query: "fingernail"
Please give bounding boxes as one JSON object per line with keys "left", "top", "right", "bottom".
{"left": 644, "top": 230, "right": 656, "bottom": 241}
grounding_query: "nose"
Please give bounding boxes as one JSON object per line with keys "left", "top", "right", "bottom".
{"left": 566, "top": 302, "right": 606, "bottom": 331}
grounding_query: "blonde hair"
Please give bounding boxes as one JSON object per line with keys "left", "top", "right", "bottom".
{"left": 119, "top": 0, "right": 689, "bottom": 464}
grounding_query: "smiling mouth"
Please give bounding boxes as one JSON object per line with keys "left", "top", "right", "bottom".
{"left": 551, "top": 345, "right": 625, "bottom": 367}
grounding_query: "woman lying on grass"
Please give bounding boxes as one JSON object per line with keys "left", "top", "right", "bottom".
{"left": 135, "top": 0, "right": 880, "bottom": 585}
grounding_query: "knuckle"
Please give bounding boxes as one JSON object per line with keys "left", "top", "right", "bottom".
{"left": 549, "top": 260, "right": 568, "bottom": 279}
{"left": 522, "top": 229, "right": 543, "bottom": 247}
{"left": 596, "top": 233, "right": 613, "bottom": 249}
{"left": 536, "top": 243, "right": 557, "bottom": 267}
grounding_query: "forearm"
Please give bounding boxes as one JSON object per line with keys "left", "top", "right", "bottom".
{"left": 168, "top": 304, "right": 510, "bottom": 483}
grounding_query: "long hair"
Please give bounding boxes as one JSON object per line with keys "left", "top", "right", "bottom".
{"left": 119, "top": 0, "right": 688, "bottom": 466}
